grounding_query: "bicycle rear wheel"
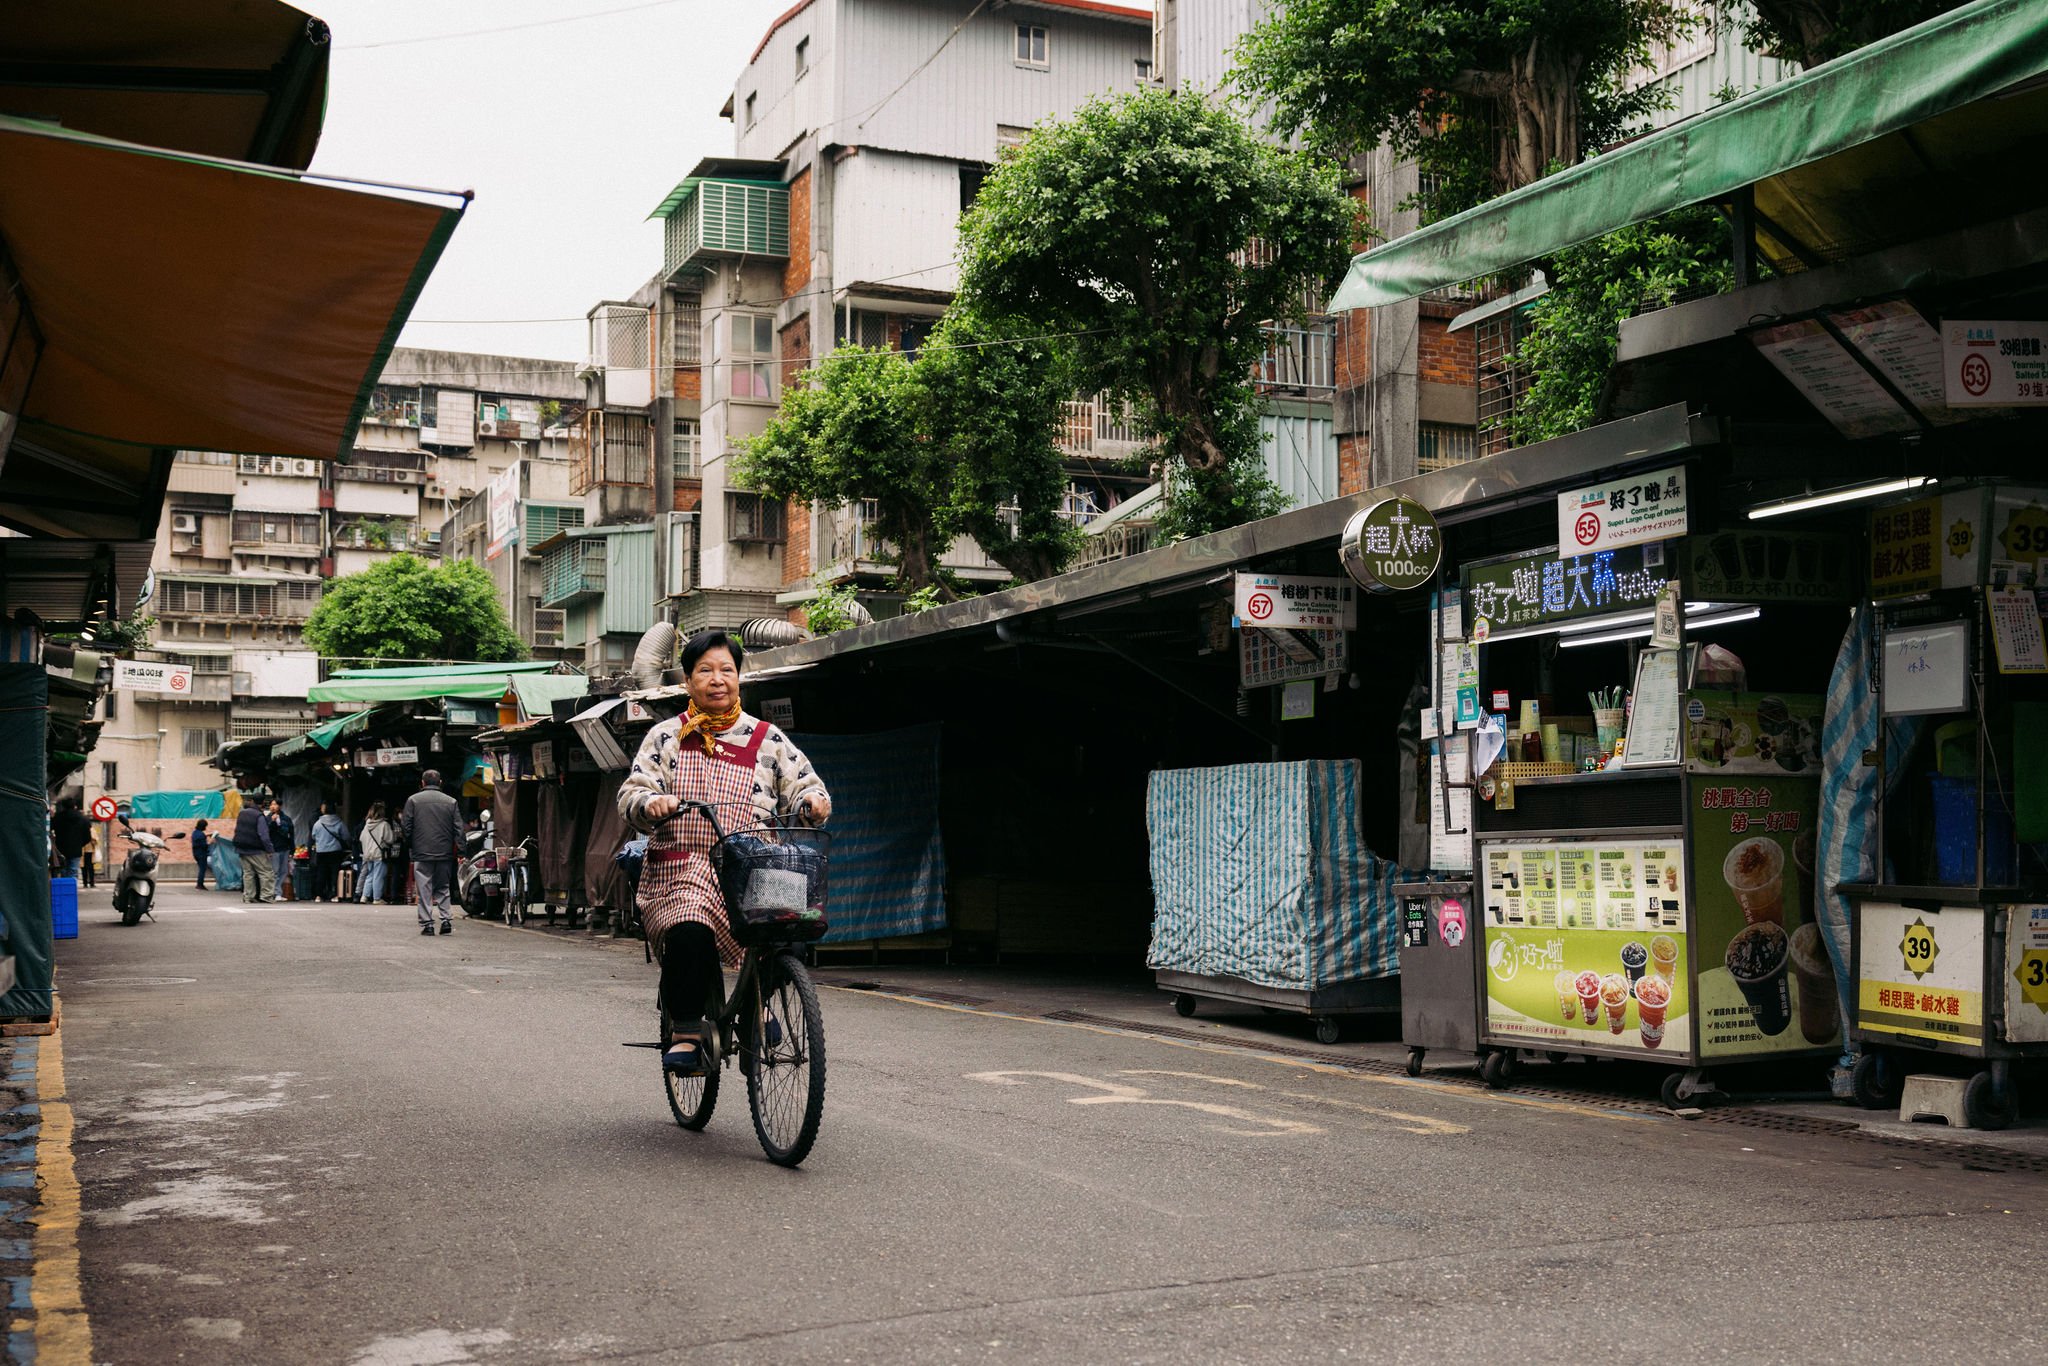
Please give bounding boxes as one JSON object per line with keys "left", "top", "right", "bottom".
{"left": 745, "top": 951, "right": 826, "bottom": 1167}
{"left": 661, "top": 1006, "right": 718, "bottom": 1131}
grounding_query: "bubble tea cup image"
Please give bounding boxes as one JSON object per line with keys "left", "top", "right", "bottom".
{"left": 1723, "top": 837, "right": 1786, "bottom": 926}
{"left": 1649, "top": 934, "right": 1679, "bottom": 982}
{"left": 1575, "top": 970, "right": 1604, "bottom": 1025}
{"left": 1788, "top": 922, "right": 1840, "bottom": 1044}
{"left": 1555, "top": 970, "right": 1580, "bottom": 1023}
{"left": 1635, "top": 973, "right": 1672, "bottom": 1048}
{"left": 1620, "top": 941, "right": 1648, "bottom": 987}
{"left": 1600, "top": 973, "right": 1631, "bottom": 1035}
{"left": 1726, "top": 922, "right": 1792, "bottom": 1035}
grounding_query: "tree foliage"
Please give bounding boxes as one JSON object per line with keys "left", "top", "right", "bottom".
{"left": 1233, "top": 1, "right": 1695, "bottom": 218}
{"left": 1736, "top": 0, "right": 1968, "bottom": 68}
{"left": 1504, "top": 206, "right": 1733, "bottom": 444}
{"left": 957, "top": 87, "right": 1354, "bottom": 539}
{"left": 302, "top": 553, "right": 524, "bottom": 664}
{"left": 919, "top": 308, "right": 1083, "bottom": 583}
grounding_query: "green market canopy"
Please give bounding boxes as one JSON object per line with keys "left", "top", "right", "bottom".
{"left": 1328, "top": 0, "right": 2048, "bottom": 311}
{"left": 307, "top": 662, "right": 575, "bottom": 707}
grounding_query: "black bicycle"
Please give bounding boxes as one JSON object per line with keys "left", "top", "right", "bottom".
{"left": 654, "top": 799, "right": 830, "bottom": 1168}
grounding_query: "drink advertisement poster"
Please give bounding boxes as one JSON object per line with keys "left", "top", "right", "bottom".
{"left": 1685, "top": 690, "right": 1823, "bottom": 775}
{"left": 1480, "top": 840, "right": 1690, "bottom": 1056}
{"left": 1690, "top": 776, "right": 1841, "bottom": 1059}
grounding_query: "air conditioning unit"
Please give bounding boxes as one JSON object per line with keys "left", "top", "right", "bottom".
{"left": 292, "top": 459, "right": 317, "bottom": 477}
{"left": 237, "top": 453, "right": 262, "bottom": 474}
{"left": 477, "top": 420, "right": 499, "bottom": 438}
{"left": 231, "top": 673, "right": 253, "bottom": 698}
{"left": 171, "top": 512, "right": 199, "bottom": 534}
{"left": 533, "top": 609, "right": 565, "bottom": 647}
{"left": 425, "top": 483, "right": 446, "bottom": 499}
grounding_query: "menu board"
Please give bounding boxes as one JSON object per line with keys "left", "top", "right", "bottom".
{"left": 1828, "top": 300, "right": 1962, "bottom": 424}
{"left": 1750, "top": 318, "right": 1916, "bottom": 439}
{"left": 1987, "top": 586, "right": 2048, "bottom": 674}
{"left": 1623, "top": 648, "right": 1683, "bottom": 766}
{"left": 1481, "top": 839, "right": 1685, "bottom": 932}
{"left": 1428, "top": 735, "right": 1474, "bottom": 872}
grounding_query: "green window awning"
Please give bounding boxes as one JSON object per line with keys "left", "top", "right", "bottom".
{"left": 270, "top": 708, "right": 379, "bottom": 761}
{"left": 1328, "top": 0, "right": 2048, "bottom": 312}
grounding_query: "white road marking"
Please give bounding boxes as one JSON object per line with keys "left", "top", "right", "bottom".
{"left": 966, "top": 1070, "right": 1323, "bottom": 1137}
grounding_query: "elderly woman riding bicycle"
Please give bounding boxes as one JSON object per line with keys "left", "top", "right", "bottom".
{"left": 619, "top": 629, "right": 830, "bottom": 1075}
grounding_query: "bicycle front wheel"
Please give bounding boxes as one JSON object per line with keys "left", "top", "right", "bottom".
{"left": 745, "top": 951, "right": 826, "bottom": 1167}
{"left": 661, "top": 1006, "right": 719, "bottom": 1131}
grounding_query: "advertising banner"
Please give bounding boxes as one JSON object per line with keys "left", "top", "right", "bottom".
{"left": 113, "top": 659, "right": 193, "bottom": 694}
{"left": 485, "top": 460, "right": 521, "bottom": 561}
{"left": 1683, "top": 531, "right": 1856, "bottom": 605}
{"left": 1558, "top": 466, "right": 1688, "bottom": 555}
{"left": 1684, "top": 690, "right": 1823, "bottom": 775}
{"left": 1462, "top": 542, "right": 1672, "bottom": 635}
{"left": 1690, "top": 776, "right": 1839, "bottom": 1059}
{"left": 1856, "top": 902, "right": 1986, "bottom": 1047}
{"left": 1480, "top": 840, "right": 1690, "bottom": 1057}
{"left": 1233, "top": 572, "right": 1357, "bottom": 631}
{"left": 1941, "top": 320, "right": 2048, "bottom": 406}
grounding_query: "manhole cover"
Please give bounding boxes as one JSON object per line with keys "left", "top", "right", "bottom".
{"left": 75, "top": 976, "right": 196, "bottom": 987}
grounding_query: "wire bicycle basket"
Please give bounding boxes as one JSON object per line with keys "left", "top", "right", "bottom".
{"left": 710, "top": 819, "right": 831, "bottom": 945}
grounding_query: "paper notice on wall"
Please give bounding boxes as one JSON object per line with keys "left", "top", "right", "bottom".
{"left": 1429, "top": 735, "right": 1474, "bottom": 872}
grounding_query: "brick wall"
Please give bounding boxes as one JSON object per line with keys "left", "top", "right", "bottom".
{"left": 673, "top": 483, "right": 702, "bottom": 513}
{"left": 780, "top": 313, "right": 811, "bottom": 391}
{"left": 1338, "top": 434, "right": 1368, "bottom": 497}
{"left": 784, "top": 500, "right": 811, "bottom": 587}
{"left": 674, "top": 367, "right": 701, "bottom": 402}
{"left": 783, "top": 168, "right": 812, "bottom": 297}
{"left": 1417, "top": 318, "right": 1476, "bottom": 388}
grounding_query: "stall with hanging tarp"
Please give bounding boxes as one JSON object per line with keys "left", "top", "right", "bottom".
{"left": 1146, "top": 759, "right": 1415, "bottom": 1042}
{"left": 788, "top": 725, "right": 948, "bottom": 944}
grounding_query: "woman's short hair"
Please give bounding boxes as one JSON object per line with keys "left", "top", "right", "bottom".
{"left": 680, "top": 629, "right": 745, "bottom": 675}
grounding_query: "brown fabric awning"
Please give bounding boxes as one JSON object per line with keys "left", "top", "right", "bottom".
{"left": 0, "top": 115, "right": 465, "bottom": 463}
{"left": 0, "top": 0, "right": 331, "bottom": 171}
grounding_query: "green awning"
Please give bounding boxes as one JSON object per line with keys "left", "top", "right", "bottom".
{"left": 308, "top": 662, "right": 562, "bottom": 705}
{"left": 1328, "top": 0, "right": 2048, "bottom": 311}
{"left": 511, "top": 673, "right": 589, "bottom": 720}
{"left": 269, "top": 708, "right": 377, "bottom": 761}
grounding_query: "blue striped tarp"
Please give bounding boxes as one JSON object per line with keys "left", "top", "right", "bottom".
{"left": 788, "top": 724, "right": 947, "bottom": 942}
{"left": 1145, "top": 760, "right": 1415, "bottom": 989}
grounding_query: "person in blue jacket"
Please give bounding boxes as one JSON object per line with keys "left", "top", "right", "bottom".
{"left": 190, "top": 820, "right": 211, "bottom": 890}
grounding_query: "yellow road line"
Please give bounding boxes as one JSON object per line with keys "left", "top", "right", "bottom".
{"left": 834, "top": 987, "right": 1656, "bottom": 1125}
{"left": 31, "top": 1031, "right": 95, "bottom": 1365}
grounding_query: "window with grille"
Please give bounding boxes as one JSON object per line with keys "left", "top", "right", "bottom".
{"left": 838, "top": 308, "right": 890, "bottom": 350}
{"left": 1417, "top": 422, "right": 1479, "bottom": 472}
{"left": 723, "top": 313, "right": 776, "bottom": 400}
{"left": 1476, "top": 311, "right": 1534, "bottom": 458}
{"left": 673, "top": 419, "right": 701, "bottom": 480}
{"left": 726, "top": 492, "right": 786, "bottom": 545}
{"left": 182, "top": 727, "right": 223, "bottom": 757}
{"left": 1015, "top": 23, "right": 1048, "bottom": 68}
{"left": 996, "top": 125, "right": 1030, "bottom": 157}
{"left": 102, "top": 690, "right": 117, "bottom": 721}
{"left": 672, "top": 295, "right": 702, "bottom": 366}
{"left": 230, "top": 716, "right": 303, "bottom": 742}
{"left": 231, "top": 512, "right": 321, "bottom": 546}
{"left": 159, "top": 653, "right": 231, "bottom": 674}
{"left": 100, "top": 762, "right": 118, "bottom": 792}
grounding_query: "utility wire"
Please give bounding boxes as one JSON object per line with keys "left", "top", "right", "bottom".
{"left": 852, "top": 0, "right": 992, "bottom": 130}
{"left": 337, "top": 0, "right": 690, "bottom": 51}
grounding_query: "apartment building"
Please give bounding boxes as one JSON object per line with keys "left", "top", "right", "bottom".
{"left": 635, "top": 0, "right": 1156, "bottom": 618}
{"left": 83, "top": 349, "right": 582, "bottom": 812}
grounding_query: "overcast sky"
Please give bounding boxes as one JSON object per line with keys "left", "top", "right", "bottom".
{"left": 307, "top": 0, "right": 1152, "bottom": 367}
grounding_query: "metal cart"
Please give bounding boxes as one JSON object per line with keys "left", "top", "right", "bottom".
{"left": 1394, "top": 881, "right": 1479, "bottom": 1075}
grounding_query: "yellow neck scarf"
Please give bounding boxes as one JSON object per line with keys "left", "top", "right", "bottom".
{"left": 679, "top": 699, "right": 743, "bottom": 755}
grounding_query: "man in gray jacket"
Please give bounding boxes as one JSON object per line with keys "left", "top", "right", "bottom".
{"left": 400, "top": 770, "right": 462, "bottom": 937}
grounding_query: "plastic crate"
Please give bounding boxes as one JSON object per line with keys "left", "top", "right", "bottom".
{"left": 50, "top": 877, "right": 78, "bottom": 940}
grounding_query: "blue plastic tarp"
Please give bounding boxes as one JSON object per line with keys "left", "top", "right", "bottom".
{"left": 128, "top": 790, "right": 226, "bottom": 820}
{"left": 1145, "top": 760, "right": 1416, "bottom": 990}
{"left": 788, "top": 724, "right": 947, "bottom": 942}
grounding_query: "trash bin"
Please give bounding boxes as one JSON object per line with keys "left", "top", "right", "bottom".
{"left": 1395, "top": 880, "right": 1477, "bottom": 1076}
{"left": 292, "top": 861, "right": 316, "bottom": 901}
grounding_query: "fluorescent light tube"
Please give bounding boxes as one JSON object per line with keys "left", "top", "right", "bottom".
{"left": 1747, "top": 477, "right": 1930, "bottom": 520}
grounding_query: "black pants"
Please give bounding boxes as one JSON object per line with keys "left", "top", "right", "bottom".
{"left": 660, "top": 923, "right": 723, "bottom": 1034}
{"left": 315, "top": 850, "right": 343, "bottom": 900}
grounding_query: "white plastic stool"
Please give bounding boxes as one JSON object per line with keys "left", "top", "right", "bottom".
{"left": 1899, "top": 1074, "right": 1970, "bottom": 1127}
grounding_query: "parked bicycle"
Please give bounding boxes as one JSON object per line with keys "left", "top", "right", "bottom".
{"left": 650, "top": 798, "right": 830, "bottom": 1167}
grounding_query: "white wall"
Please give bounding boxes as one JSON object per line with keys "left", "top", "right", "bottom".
{"left": 333, "top": 482, "right": 420, "bottom": 517}
{"left": 733, "top": 0, "right": 839, "bottom": 160}
{"left": 829, "top": 150, "right": 968, "bottom": 291}
{"left": 238, "top": 650, "right": 320, "bottom": 700}
{"left": 234, "top": 473, "right": 321, "bottom": 514}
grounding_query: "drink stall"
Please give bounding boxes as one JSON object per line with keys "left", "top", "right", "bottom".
{"left": 1841, "top": 480, "right": 2048, "bottom": 1129}
{"left": 1433, "top": 465, "right": 1856, "bottom": 1103}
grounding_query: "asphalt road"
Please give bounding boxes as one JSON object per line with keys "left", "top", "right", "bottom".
{"left": 47, "top": 882, "right": 2048, "bottom": 1364}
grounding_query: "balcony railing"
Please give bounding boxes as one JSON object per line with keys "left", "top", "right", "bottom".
{"left": 814, "top": 500, "right": 1006, "bottom": 579}
{"left": 1076, "top": 520, "right": 1156, "bottom": 569}
{"left": 1256, "top": 319, "right": 1336, "bottom": 393}
{"left": 1055, "top": 394, "right": 1147, "bottom": 461}
{"left": 540, "top": 537, "right": 607, "bottom": 606}
{"left": 153, "top": 579, "right": 321, "bottom": 621}
{"left": 569, "top": 411, "right": 653, "bottom": 495}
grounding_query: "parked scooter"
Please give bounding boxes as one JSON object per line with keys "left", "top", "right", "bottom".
{"left": 113, "top": 820, "right": 166, "bottom": 926}
{"left": 457, "top": 821, "right": 504, "bottom": 920}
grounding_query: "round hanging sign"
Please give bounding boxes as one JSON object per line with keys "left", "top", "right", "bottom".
{"left": 1339, "top": 496, "right": 1442, "bottom": 594}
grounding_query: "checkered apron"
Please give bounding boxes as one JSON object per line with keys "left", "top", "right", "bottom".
{"left": 635, "top": 719, "right": 769, "bottom": 968}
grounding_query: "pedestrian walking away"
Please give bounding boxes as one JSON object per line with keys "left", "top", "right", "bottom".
{"left": 190, "top": 820, "right": 211, "bottom": 890}
{"left": 620, "top": 629, "right": 830, "bottom": 1075}
{"left": 356, "top": 802, "right": 398, "bottom": 905}
{"left": 311, "top": 803, "right": 349, "bottom": 902}
{"left": 267, "top": 800, "right": 293, "bottom": 901}
{"left": 50, "top": 797, "right": 91, "bottom": 881}
{"left": 401, "top": 770, "right": 462, "bottom": 935}
{"left": 233, "top": 799, "right": 275, "bottom": 903}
